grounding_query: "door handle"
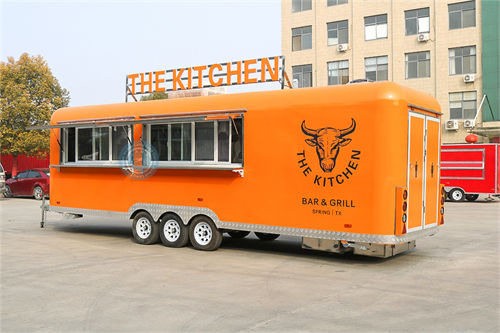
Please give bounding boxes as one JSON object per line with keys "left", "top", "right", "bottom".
{"left": 431, "top": 162, "right": 434, "bottom": 178}
{"left": 414, "top": 161, "right": 418, "bottom": 178}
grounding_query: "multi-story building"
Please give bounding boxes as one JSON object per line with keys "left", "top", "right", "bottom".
{"left": 282, "top": 0, "right": 499, "bottom": 143}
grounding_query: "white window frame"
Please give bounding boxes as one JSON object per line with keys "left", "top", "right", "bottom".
{"left": 62, "top": 126, "right": 133, "bottom": 165}
{"left": 327, "top": 60, "right": 349, "bottom": 85}
{"left": 144, "top": 118, "right": 243, "bottom": 169}
{"left": 365, "top": 56, "right": 388, "bottom": 81}
{"left": 448, "top": 0, "right": 476, "bottom": 30}
{"left": 405, "top": 7, "right": 430, "bottom": 35}
{"left": 449, "top": 91, "right": 477, "bottom": 120}
{"left": 292, "top": 0, "right": 312, "bottom": 13}
{"left": 327, "top": 20, "right": 349, "bottom": 46}
{"left": 292, "top": 26, "right": 312, "bottom": 51}
{"left": 364, "top": 14, "right": 388, "bottom": 41}
{"left": 405, "top": 51, "right": 431, "bottom": 79}
{"left": 327, "top": 0, "right": 348, "bottom": 7}
{"left": 449, "top": 46, "right": 476, "bottom": 75}
{"left": 292, "top": 64, "right": 313, "bottom": 88}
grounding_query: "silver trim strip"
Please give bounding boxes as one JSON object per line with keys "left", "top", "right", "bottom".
{"left": 46, "top": 204, "right": 439, "bottom": 244}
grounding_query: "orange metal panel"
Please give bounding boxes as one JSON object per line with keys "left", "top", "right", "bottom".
{"left": 49, "top": 83, "right": 442, "bottom": 239}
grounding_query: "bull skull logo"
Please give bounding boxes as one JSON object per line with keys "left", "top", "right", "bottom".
{"left": 301, "top": 118, "right": 356, "bottom": 173}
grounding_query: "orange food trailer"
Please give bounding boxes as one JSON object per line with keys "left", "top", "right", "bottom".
{"left": 43, "top": 82, "right": 445, "bottom": 258}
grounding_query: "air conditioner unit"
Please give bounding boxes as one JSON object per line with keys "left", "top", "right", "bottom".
{"left": 292, "top": 79, "right": 299, "bottom": 89}
{"left": 445, "top": 120, "right": 459, "bottom": 130}
{"left": 464, "top": 119, "right": 476, "bottom": 128}
{"left": 337, "top": 43, "right": 348, "bottom": 52}
{"left": 417, "top": 33, "right": 429, "bottom": 42}
{"left": 463, "top": 74, "right": 475, "bottom": 83}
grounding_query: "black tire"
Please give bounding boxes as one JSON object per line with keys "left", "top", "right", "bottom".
{"left": 4, "top": 185, "right": 12, "bottom": 198}
{"left": 227, "top": 230, "right": 250, "bottom": 239}
{"left": 448, "top": 188, "right": 465, "bottom": 202}
{"left": 132, "top": 212, "right": 159, "bottom": 245}
{"left": 465, "top": 194, "right": 479, "bottom": 202}
{"left": 159, "top": 213, "right": 189, "bottom": 248}
{"left": 33, "top": 186, "right": 44, "bottom": 200}
{"left": 189, "top": 216, "right": 222, "bottom": 251}
{"left": 255, "top": 232, "right": 280, "bottom": 241}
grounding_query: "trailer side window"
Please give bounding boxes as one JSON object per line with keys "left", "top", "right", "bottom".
{"left": 94, "top": 127, "right": 109, "bottom": 161}
{"left": 144, "top": 117, "right": 243, "bottom": 167}
{"left": 195, "top": 122, "right": 215, "bottom": 161}
{"left": 231, "top": 118, "right": 243, "bottom": 164}
{"left": 151, "top": 124, "right": 169, "bottom": 161}
{"left": 112, "top": 126, "right": 132, "bottom": 160}
{"left": 170, "top": 123, "right": 191, "bottom": 161}
{"left": 218, "top": 120, "right": 230, "bottom": 162}
{"left": 60, "top": 126, "right": 132, "bottom": 164}
{"left": 78, "top": 128, "right": 93, "bottom": 161}
{"left": 61, "top": 128, "right": 76, "bottom": 163}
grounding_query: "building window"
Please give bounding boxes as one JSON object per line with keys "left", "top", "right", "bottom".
{"left": 365, "top": 56, "right": 388, "bottom": 81}
{"left": 364, "top": 14, "right": 387, "bottom": 41}
{"left": 292, "top": 0, "right": 312, "bottom": 13}
{"left": 292, "top": 64, "right": 313, "bottom": 88}
{"left": 327, "top": 0, "right": 348, "bottom": 6}
{"left": 449, "top": 46, "right": 476, "bottom": 75}
{"left": 327, "top": 60, "right": 349, "bottom": 85}
{"left": 405, "top": 7, "right": 430, "bottom": 35}
{"left": 449, "top": 91, "right": 477, "bottom": 119}
{"left": 62, "top": 126, "right": 133, "bottom": 163}
{"left": 327, "top": 20, "right": 348, "bottom": 46}
{"left": 144, "top": 119, "right": 243, "bottom": 165}
{"left": 449, "top": 1, "right": 475, "bottom": 29}
{"left": 405, "top": 51, "right": 430, "bottom": 79}
{"left": 292, "top": 26, "right": 312, "bottom": 51}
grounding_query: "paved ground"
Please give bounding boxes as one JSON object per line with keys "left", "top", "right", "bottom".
{"left": 1, "top": 196, "right": 499, "bottom": 332}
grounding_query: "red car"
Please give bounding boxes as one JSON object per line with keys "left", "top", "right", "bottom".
{"left": 5, "top": 168, "right": 50, "bottom": 200}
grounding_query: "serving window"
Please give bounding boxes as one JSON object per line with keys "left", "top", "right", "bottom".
{"left": 60, "top": 125, "right": 133, "bottom": 164}
{"left": 143, "top": 118, "right": 243, "bottom": 167}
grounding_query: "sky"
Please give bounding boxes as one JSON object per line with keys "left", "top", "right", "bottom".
{"left": 1, "top": 0, "right": 282, "bottom": 107}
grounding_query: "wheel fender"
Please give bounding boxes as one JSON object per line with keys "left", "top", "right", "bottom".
{"left": 128, "top": 203, "right": 221, "bottom": 227}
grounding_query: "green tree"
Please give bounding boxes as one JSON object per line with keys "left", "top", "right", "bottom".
{"left": 0, "top": 53, "right": 70, "bottom": 175}
{"left": 140, "top": 91, "right": 168, "bottom": 101}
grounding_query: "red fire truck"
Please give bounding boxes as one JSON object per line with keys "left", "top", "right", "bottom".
{"left": 440, "top": 143, "right": 500, "bottom": 201}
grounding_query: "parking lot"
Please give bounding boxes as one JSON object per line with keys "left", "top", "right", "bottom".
{"left": 0, "top": 197, "right": 498, "bottom": 332}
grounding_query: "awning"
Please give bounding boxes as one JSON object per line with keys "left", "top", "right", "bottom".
{"left": 29, "top": 109, "right": 246, "bottom": 130}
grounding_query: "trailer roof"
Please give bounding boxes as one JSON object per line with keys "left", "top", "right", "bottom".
{"left": 51, "top": 82, "right": 441, "bottom": 125}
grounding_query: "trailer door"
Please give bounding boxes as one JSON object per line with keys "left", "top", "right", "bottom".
{"left": 407, "top": 113, "right": 425, "bottom": 231}
{"left": 407, "top": 113, "right": 441, "bottom": 232}
{"left": 424, "top": 117, "right": 440, "bottom": 228}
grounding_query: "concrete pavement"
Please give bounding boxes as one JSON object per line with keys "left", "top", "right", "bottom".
{"left": 1, "top": 197, "right": 498, "bottom": 332}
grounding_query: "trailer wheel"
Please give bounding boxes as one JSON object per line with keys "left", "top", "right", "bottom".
{"left": 255, "top": 232, "right": 280, "bottom": 241}
{"left": 189, "top": 216, "right": 222, "bottom": 251}
{"left": 132, "top": 212, "right": 159, "bottom": 245}
{"left": 465, "top": 194, "right": 479, "bottom": 202}
{"left": 227, "top": 230, "right": 250, "bottom": 238}
{"left": 448, "top": 188, "right": 465, "bottom": 202}
{"left": 159, "top": 214, "right": 189, "bottom": 248}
